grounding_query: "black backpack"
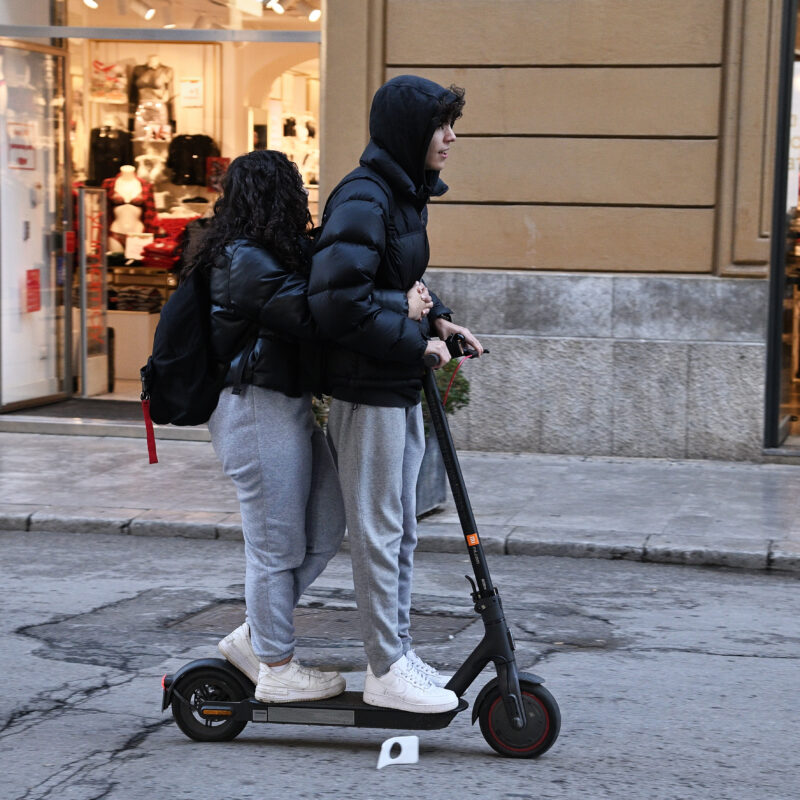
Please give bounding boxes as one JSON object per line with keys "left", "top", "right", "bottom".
{"left": 140, "top": 266, "right": 228, "bottom": 430}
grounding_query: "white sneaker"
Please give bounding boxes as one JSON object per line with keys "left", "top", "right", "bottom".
{"left": 406, "top": 649, "right": 451, "bottom": 688}
{"left": 255, "top": 660, "right": 346, "bottom": 703}
{"left": 363, "top": 654, "right": 458, "bottom": 713}
{"left": 218, "top": 622, "right": 259, "bottom": 684}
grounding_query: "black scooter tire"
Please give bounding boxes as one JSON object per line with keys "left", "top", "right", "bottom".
{"left": 477, "top": 680, "right": 560, "bottom": 758}
{"left": 171, "top": 668, "right": 247, "bottom": 742}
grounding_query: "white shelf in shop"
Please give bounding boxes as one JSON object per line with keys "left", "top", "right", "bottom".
{"left": 108, "top": 309, "right": 160, "bottom": 381}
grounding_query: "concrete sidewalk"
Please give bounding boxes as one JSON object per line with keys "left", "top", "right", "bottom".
{"left": 1, "top": 431, "right": 799, "bottom": 572}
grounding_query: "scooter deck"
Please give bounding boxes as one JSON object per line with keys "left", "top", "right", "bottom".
{"left": 200, "top": 691, "right": 469, "bottom": 730}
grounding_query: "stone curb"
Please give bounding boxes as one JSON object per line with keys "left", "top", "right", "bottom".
{"left": 1, "top": 504, "right": 796, "bottom": 573}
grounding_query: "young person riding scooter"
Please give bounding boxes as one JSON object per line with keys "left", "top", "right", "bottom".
{"left": 308, "top": 75, "right": 483, "bottom": 714}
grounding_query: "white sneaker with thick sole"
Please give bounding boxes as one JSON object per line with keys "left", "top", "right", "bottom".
{"left": 363, "top": 654, "right": 458, "bottom": 713}
{"left": 406, "top": 649, "right": 451, "bottom": 688}
{"left": 255, "top": 660, "right": 346, "bottom": 703}
{"left": 218, "top": 622, "right": 260, "bottom": 684}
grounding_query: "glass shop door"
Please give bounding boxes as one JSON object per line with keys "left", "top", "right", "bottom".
{"left": 0, "top": 39, "right": 70, "bottom": 410}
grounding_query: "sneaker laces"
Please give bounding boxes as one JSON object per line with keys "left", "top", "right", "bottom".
{"left": 407, "top": 650, "right": 441, "bottom": 679}
{"left": 395, "top": 659, "right": 435, "bottom": 690}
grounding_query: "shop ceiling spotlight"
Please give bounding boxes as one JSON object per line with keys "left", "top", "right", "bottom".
{"left": 292, "top": 0, "right": 321, "bottom": 22}
{"left": 131, "top": 0, "right": 157, "bottom": 20}
{"left": 266, "top": 1, "right": 285, "bottom": 14}
{"left": 82, "top": 0, "right": 99, "bottom": 9}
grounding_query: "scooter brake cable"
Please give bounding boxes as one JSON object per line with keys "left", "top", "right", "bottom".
{"left": 442, "top": 355, "right": 472, "bottom": 408}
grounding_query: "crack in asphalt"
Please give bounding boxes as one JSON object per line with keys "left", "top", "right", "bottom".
{"left": 0, "top": 673, "right": 132, "bottom": 739}
{"left": 14, "top": 717, "right": 172, "bottom": 800}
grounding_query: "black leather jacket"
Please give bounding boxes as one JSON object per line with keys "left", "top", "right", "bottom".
{"left": 308, "top": 76, "right": 456, "bottom": 407}
{"left": 209, "top": 239, "right": 317, "bottom": 397}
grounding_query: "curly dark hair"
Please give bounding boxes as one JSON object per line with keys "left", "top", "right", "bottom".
{"left": 181, "top": 149, "right": 312, "bottom": 281}
{"left": 432, "top": 84, "right": 466, "bottom": 129}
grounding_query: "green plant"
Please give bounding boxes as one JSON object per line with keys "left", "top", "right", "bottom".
{"left": 311, "top": 360, "right": 471, "bottom": 433}
{"left": 312, "top": 393, "right": 330, "bottom": 429}
{"left": 421, "top": 358, "right": 470, "bottom": 435}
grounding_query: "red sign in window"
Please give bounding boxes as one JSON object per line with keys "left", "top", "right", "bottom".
{"left": 25, "top": 269, "right": 41, "bottom": 312}
{"left": 7, "top": 122, "right": 35, "bottom": 170}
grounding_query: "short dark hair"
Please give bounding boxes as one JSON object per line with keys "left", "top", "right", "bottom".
{"left": 432, "top": 84, "right": 465, "bottom": 128}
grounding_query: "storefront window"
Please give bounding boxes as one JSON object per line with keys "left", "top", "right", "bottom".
{"left": 70, "top": 38, "right": 320, "bottom": 400}
{"left": 0, "top": 41, "right": 68, "bottom": 408}
{"left": 781, "top": 57, "right": 800, "bottom": 440}
{"left": 0, "top": 3, "right": 321, "bottom": 408}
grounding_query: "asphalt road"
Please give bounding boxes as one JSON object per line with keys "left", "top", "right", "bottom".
{"left": 2, "top": 530, "right": 798, "bottom": 800}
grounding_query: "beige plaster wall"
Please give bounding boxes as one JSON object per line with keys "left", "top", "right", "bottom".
{"left": 322, "top": 0, "right": 783, "bottom": 276}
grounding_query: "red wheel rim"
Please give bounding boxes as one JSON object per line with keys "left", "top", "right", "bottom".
{"left": 487, "top": 690, "right": 550, "bottom": 753}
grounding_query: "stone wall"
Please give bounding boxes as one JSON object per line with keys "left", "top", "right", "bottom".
{"left": 431, "top": 269, "right": 767, "bottom": 460}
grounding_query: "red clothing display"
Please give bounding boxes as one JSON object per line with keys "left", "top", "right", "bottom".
{"left": 102, "top": 174, "right": 160, "bottom": 249}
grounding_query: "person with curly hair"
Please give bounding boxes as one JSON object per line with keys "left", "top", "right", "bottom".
{"left": 309, "top": 76, "right": 483, "bottom": 713}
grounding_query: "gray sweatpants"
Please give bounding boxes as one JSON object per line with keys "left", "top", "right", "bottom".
{"left": 327, "top": 399, "right": 426, "bottom": 676}
{"left": 208, "top": 385, "right": 345, "bottom": 662}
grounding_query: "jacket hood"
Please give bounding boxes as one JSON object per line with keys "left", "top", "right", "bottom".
{"left": 365, "top": 74, "right": 459, "bottom": 198}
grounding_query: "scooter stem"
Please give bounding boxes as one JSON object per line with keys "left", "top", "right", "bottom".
{"left": 422, "top": 366, "right": 527, "bottom": 730}
{"left": 422, "top": 366, "right": 494, "bottom": 596}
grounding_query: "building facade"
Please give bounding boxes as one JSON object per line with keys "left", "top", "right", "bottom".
{"left": 0, "top": 0, "right": 796, "bottom": 461}
{"left": 322, "top": 0, "right": 788, "bottom": 460}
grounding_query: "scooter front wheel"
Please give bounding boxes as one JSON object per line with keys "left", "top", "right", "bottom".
{"left": 171, "top": 668, "right": 247, "bottom": 742}
{"left": 477, "top": 680, "right": 560, "bottom": 758}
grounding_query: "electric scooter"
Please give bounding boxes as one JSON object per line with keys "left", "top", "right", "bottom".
{"left": 161, "top": 339, "right": 561, "bottom": 758}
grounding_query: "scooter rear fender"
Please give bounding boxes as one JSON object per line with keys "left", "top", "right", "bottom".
{"left": 470, "top": 670, "right": 545, "bottom": 724}
{"left": 161, "top": 657, "right": 255, "bottom": 711}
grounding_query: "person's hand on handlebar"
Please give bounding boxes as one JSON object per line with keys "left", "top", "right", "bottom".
{"left": 433, "top": 318, "right": 484, "bottom": 356}
{"left": 424, "top": 339, "right": 451, "bottom": 369}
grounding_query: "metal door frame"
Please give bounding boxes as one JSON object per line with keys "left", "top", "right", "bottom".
{"left": 0, "top": 37, "right": 73, "bottom": 412}
{"left": 764, "top": 0, "right": 799, "bottom": 448}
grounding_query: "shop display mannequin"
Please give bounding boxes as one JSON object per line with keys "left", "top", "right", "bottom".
{"left": 88, "top": 120, "right": 133, "bottom": 185}
{"left": 298, "top": 120, "right": 319, "bottom": 185}
{"left": 130, "top": 55, "right": 174, "bottom": 129}
{"left": 166, "top": 134, "right": 220, "bottom": 185}
{"left": 102, "top": 165, "right": 158, "bottom": 253}
{"left": 135, "top": 152, "right": 168, "bottom": 187}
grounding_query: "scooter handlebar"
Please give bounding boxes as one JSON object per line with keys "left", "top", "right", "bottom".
{"left": 423, "top": 334, "right": 489, "bottom": 368}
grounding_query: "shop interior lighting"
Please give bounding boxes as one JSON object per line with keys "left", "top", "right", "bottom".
{"left": 83, "top": 0, "right": 99, "bottom": 9}
{"left": 131, "top": 0, "right": 157, "bottom": 20}
{"left": 266, "top": 1, "right": 285, "bottom": 14}
{"left": 291, "top": 0, "right": 321, "bottom": 21}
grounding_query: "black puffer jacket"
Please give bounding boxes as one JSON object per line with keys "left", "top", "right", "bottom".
{"left": 308, "top": 75, "right": 456, "bottom": 407}
{"left": 209, "top": 239, "right": 317, "bottom": 398}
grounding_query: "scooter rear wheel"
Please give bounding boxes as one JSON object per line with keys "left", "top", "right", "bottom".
{"left": 478, "top": 680, "right": 560, "bottom": 758}
{"left": 171, "top": 668, "right": 247, "bottom": 742}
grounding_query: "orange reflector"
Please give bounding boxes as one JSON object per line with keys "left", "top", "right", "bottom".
{"left": 467, "top": 533, "right": 479, "bottom": 546}
{"left": 202, "top": 708, "right": 233, "bottom": 717}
